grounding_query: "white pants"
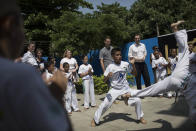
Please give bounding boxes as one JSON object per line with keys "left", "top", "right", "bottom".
{"left": 157, "top": 75, "right": 166, "bottom": 96}
{"left": 83, "top": 78, "right": 96, "bottom": 108}
{"left": 157, "top": 76, "right": 174, "bottom": 97}
{"left": 65, "top": 82, "right": 79, "bottom": 113}
{"left": 130, "top": 30, "right": 196, "bottom": 123}
{"left": 128, "top": 97, "right": 144, "bottom": 120}
{"left": 94, "top": 86, "right": 144, "bottom": 124}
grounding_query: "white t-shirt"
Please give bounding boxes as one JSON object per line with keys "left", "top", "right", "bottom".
{"left": 60, "top": 57, "right": 77, "bottom": 70}
{"left": 189, "top": 52, "right": 196, "bottom": 73}
{"left": 152, "top": 57, "right": 168, "bottom": 80}
{"left": 22, "top": 51, "right": 38, "bottom": 66}
{"left": 151, "top": 53, "right": 156, "bottom": 61}
{"left": 78, "top": 64, "right": 94, "bottom": 80}
{"left": 168, "top": 56, "right": 178, "bottom": 73}
{"left": 64, "top": 72, "right": 73, "bottom": 86}
{"left": 45, "top": 70, "right": 53, "bottom": 81}
{"left": 104, "top": 61, "right": 132, "bottom": 90}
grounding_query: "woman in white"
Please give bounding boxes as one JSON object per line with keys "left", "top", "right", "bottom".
{"left": 60, "top": 49, "right": 79, "bottom": 82}
{"left": 78, "top": 55, "right": 96, "bottom": 109}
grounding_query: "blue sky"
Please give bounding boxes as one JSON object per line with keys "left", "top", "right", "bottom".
{"left": 79, "top": 0, "right": 137, "bottom": 14}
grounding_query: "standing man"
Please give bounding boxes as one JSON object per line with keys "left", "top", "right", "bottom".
{"left": 128, "top": 34, "right": 151, "bottom": 90}
{"left": 99, "top": 36, "right": 119, "bottom": 103}
{"left": 22, "top": 41, "right": 38, "bottom": 67}
{"left": 99, "top": 36, "right": 113, "bottom": 73}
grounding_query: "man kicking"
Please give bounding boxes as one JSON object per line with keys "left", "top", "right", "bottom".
{"left": 124, "top": 21, "right": 196, "bottom": 129}
{"left": 91, "top": 48, "right": 147, "bottom": 127}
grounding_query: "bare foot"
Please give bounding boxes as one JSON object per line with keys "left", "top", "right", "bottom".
{"left": 171, "top": 20, "right": 185, "bottom": 32}
{"left": 91, "top": 119, "right": 96, "bottom": 127}
{"left": 113, "top": 100, "right": 119, "bottom": 104}
{"left": 74, "top": 109, "right": 81, "bottom": 112}
{"left": 159, "top": 95, "right": 163, "bottom": 98}
{"left": 140, "top": 118, "right": 147, "bottom": 124}
{"left": 68, "top": 112, "right": 72, "bottom": 115}
{"left": 123, "top": 96, "right": 129, "bottom": 106}
{"left": 84, "top": 107, "right": 89, "bottom": 111}
{"left": 168, "top": 96, "right": 172, "bottom": 99}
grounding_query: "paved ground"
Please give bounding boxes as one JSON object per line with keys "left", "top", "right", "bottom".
{"left": 69, "top": 92, "right": 195, "bottom": 131}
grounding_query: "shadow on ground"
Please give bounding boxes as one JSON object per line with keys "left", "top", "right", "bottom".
{"left": 127, "top": 119, "right": 195, "bottom": 131}
{"left": 99, "top": 112, "right": 139, "bottom": 125}
{"left": 157, "top": 97, "right": 189, "bottom": 117}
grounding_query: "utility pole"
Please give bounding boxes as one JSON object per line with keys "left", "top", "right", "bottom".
{"left": 156, "top": 22, "right": 160, "bottom": 36}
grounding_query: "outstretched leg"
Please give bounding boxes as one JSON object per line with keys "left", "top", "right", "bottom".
{"left": 127, "top": 21, "right": 189, "bottom": 98}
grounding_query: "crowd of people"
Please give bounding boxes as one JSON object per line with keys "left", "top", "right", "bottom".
{"left": 0, "top": 0, "right": 196, "bottom": 130}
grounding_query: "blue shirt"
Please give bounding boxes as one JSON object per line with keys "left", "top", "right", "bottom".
{"left": 0, "top": 57, "right": 71, "bottom": 131}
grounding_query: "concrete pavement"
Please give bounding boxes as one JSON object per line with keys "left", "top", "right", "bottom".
{"left": 69, "top": 93, "right": 195, "bottom": 131}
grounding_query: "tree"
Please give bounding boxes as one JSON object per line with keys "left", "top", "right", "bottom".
{"left": 17, "top": 0, "right": 93, "bottom": 41}
{"left": 127, "top": 0, "right": 196, "bottom": 39}
{"left": 49, "top": 3, "right": 131, "bottom": 57}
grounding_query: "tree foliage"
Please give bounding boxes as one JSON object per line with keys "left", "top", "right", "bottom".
{"left": 50, "top": 2, "right": 131, "bottom": 56}
{"left": 128, "top": 0, "right": 196, "bottom": 38}
{"left": 18, "top": 0, "right": 196, "bottom": 56}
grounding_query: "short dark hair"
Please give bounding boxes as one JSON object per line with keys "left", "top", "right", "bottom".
{"left": 111, "top": 48, "right": 121, "bottom": 56}
{"left": 36, "top": 48, "right": 43, "bottom": 54}
{"left": 48, "top": 56, "right": 55, "bottom": 62}
{"left": 0, "top": 0, "right": 19, "bottom": 18}
{"left": 63, "top": 62, "right": 69, "bottom": 68}
{"left": 135, "top": 34, "right": 140, "bottom": 37}
{"left": 45, "top": 61, "right": 54, "bottom": 69}
{"left": 104, "top": 36, "right": 111, "bottom": 41}
{"left": 81, "top": 55, "right": 88, "bottom": 60}
{"left": 28, "top": 41, "right": 35, "bottom": 47}
{"left": 152, "top": 46, "right": 158, "bottom": 50}
{"left": 0, "top": 0, "right": 22, "bottom": 59}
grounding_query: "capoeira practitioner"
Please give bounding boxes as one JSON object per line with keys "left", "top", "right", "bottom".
{"left": 78, "top": 55, "right": 96, "bottom": 109}
{"left": 124, "top": 21, "right": 196, "bottom": 129}
{"left": 91, "top": 48, "right": 147, "bottom": 127}
{"left": 63, "top": 62, "right": 81, "bottom": 114}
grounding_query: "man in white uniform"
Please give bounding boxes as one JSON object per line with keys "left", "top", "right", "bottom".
{"left": 91, "top": 48, "right": 147, "bottom": 127}
{"left": 125, "top": 21, "right": 196, "bottom": 128}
